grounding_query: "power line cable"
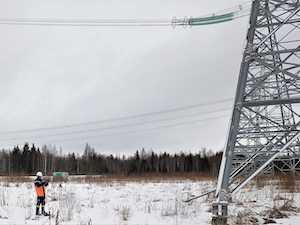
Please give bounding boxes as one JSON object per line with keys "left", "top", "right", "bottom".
{"left": 0, "top": 2, "right": 251, "bottom": 27}
{"left": 0, "top": 108, "right": 231, "bottom": 141}
{"left": 0, "top": 98, "right": 233, "bottom": 135}
{"left": 2, "top": 114, "right": 229, "bottom": 144}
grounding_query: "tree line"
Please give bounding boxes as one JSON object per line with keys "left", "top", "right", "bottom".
{"left": 0, "top": 143, "right": 222, "bottom": 176}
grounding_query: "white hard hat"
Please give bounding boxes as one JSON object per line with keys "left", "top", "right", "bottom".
{"left": 36, "top": 171, "right": 43, "bottom": 177}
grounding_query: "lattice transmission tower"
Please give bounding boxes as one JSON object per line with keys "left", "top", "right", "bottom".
{"left": 212, "top": 0, "right": 300, "bottom": 224}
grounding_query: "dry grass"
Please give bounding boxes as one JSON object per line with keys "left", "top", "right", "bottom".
{"left": 233, "top": 210, "right": 259, "bottom": 225}
{"left": 2, "top": 173, "right": 300, "bottom": 187}
{"left": 278, "top": 199, "right": 299, "bottom": 212}
{"left": 69, "top": 172, "right": 214, "bottom": 183}
{"left": 276, "top": 174, "right": 300, "bottom": 192}
{"left": 264, "top": 207, "right": 288, "bottom": 219}
{"left": 250, "top": 174, "right": 300, "bottom": 192}
{"left": 0, "top": 176, "right": 33, "bottom": 183}
{"left": 117, "top": 205, "right": 131, "bottom": 221}
{"left": 0, "top": 172, "right": 214, "bottom": 184}
{"left": 259, "top": 192, "right": 300, "bottom": 223}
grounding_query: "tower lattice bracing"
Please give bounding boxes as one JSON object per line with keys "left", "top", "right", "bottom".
{"left": 213, "top": 0, "right": 300, "bottom": 223}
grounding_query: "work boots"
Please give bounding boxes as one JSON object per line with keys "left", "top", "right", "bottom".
{"left": 36, "top": 207, "right": 40, "bottom": 216}
{"left": 41, "top": 207, "right": 49, "bottom": 216}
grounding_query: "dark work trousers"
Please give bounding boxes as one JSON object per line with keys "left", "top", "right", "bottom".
{"left": 36, "top": 196, "right": 46, "bottom": 215}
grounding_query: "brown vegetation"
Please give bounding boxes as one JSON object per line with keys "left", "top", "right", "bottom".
{"left": 0, "top": 172, "right": 214, "bottom": 184}
{"left": 252, "top": 174, "right": 300, "bottom": 192}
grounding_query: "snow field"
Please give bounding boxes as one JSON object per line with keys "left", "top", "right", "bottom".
{"left": 0, "top": 179, "right": 299, "bottom": 224}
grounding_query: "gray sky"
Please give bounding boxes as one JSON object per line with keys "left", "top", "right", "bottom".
{"left": 0, "top": 0, "right": 249, "bottom": 155}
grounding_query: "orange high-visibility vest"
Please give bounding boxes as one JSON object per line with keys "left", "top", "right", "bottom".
{"left": 35, "top": 186, "right": 45, "bottom": 197}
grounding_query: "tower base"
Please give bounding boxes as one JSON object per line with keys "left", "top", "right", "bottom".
{"left": 212, "top": 202, "right": 228, "bottom": 225}
{"left": 211, "top": 216, "right": 228, "bottom": 225}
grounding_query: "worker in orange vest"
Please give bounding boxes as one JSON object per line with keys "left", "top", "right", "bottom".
{"left": 34, "top": 171, "right": 49, "bottom": 216}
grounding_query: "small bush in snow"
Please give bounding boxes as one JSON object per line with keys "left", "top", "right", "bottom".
{"left": 59, "top": 192, "right": 77, "bottom": 221}
{"left": 144, "top": 201, "right": 152, "bottom": 213}
{"left": 0, "top": 188, "right": 8, "bottom": 219}
{"left": 0, "top": 188, "right": 8, "bottom": 207}
{"left": 233, "top": 210, "right": 259, "bottom": 225}
{"left": 88, "top": 191, "right": 95, "bottom": 208}
{"left": 161, "top": 200, "right": 178, "bottom": 217}
{"left": 120, "top": 206, "right": 131, "bottom": 221}
{"left": 263, "top": 207, "right": 288, "bottom": 219}
{"left": 55, "top": 210, "right": 60, "bottom": 225}
{"left": 115, "top": 205, "right": 131, "bottom": 221}
{"left": 79, "top": 218, "right": 93, "bottom": 225}
{"left": 279, "top": 199, "right": 299, "bottom": 212}
{"left": 23, "top": 197, "right": 33, "bottom": 219}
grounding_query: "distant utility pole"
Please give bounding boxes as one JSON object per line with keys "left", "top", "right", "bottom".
{"left": 212, "top": 0, "right": 300, "bottom": 224}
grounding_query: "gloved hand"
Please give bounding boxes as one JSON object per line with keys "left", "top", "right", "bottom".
{"left": 44, "top": 181, "right": 49, "bottom": 186}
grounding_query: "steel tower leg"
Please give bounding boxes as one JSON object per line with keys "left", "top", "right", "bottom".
{"left": 212, "top": 0, "right": 300, "bottom": 224}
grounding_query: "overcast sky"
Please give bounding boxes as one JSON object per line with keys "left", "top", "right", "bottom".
{"left": 0, "top": 0, "right": 249, "bottom": 155}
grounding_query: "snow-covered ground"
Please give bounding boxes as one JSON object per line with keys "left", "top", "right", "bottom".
{"left": 0, "top": 178, "right": 299, "bottom": 225}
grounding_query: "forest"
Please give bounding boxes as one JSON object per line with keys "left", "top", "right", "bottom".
{"left": 0, "top": 143, "right": 223, "bottom": 176}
